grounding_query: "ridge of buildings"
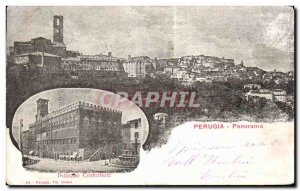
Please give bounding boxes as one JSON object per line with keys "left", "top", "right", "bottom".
{"left": 7, "top": 15, "right": 293, "bottom": 83}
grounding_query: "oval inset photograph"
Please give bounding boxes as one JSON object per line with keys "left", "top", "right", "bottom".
{"left": 11, "top": 88, "right": 149, "bottom": 173}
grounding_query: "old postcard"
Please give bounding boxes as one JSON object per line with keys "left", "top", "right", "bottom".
{"left": 6, "top": 6, "right": 295, "bottom": 186}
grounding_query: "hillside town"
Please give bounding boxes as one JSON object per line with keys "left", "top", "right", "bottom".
{"left": 7, "top": 14, "right": 294, "bottom": 136}
{"left": 7, "top": 15, "right": 294, "bottom": 106}
{"left": 7, "top": 14, "right": 295, "bottom": 153}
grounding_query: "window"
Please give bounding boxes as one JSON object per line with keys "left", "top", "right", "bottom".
{"left": 135, "top": 132, "right": 139, "bottom": 139}
{"left": 56, "top": 28, "right": 60, "bottom": 34}
{"left": 56, "top": 18, "right": 60, "bottom": 25}
{"left": 135, "top": 121, "right": 139, "bottom": 129}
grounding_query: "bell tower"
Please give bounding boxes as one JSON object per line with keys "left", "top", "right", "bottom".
{"left": 36, "top": 98, "right": 49, "bottom": 122}
{"left": 53, "top": 15, "right": 64, "bottom": 43}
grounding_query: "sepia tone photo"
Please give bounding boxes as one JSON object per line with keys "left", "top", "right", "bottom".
{"left": 6, "top": 6, "right": 295, "bottom": 186}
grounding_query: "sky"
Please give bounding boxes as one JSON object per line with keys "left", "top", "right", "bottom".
{"left": 6, "top": 6, "right": 294, "bottom": 71}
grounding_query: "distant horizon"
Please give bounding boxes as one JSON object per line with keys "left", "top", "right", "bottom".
{"left": 7, "top": 6, "right": 294, "bottom": 72}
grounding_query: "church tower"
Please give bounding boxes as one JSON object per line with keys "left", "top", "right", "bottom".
{"left": 240, "top": 60, "right": 244, "bottom": 67}
{"left": 53, "top": 15, "right": 64, "bottom": 43}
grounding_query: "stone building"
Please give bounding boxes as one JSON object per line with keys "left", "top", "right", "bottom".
{"left": 272, "top": 89, "right": 287, "bottom": 102}
{"left": 111, "top": 118, "right": 143, "bottom": 167}
{"left": 14, "top": 51, "right": 62, "bottom": 74}
{"left": 13, "top": 15, "right": 77, "bottom": 58}
{"left": 243, "top": 84, "right": 262, "bottom": 90}
{"left": 123, "top": 61, "right": 146, "bottom": 78}
{"left": 25, "top": 98, "right": 123, "bottom": 160}
{"left": 61, "top": 53, "right": 127, "bottom": 78}
{"left": 246, "top": 89, "right": 287, "bottom": 103}
{"left": 79, "top": 53, "right": 125, "bottom": 71}
{"left": 121, "top": 118, "right": 142, "bottom": 152}
{"left": 246, "top": 89, "right": 274, "bottom": 102}
{"left": 153, "top": 112, "right": 168, "bottom": 127}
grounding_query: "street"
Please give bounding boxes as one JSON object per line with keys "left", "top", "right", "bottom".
{"left": 25, "top": 157, "right": 133, "bottom": 172}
